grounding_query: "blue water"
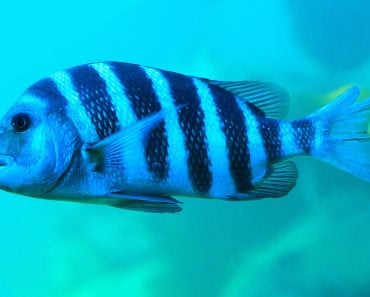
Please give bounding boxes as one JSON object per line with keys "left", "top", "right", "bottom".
{"left": 1, "top": 1, "right": 370, "bottom": 296}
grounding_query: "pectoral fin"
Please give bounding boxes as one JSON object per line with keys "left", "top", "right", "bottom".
{"left": 85, "top": 110, "right": 167, "bottom": 171}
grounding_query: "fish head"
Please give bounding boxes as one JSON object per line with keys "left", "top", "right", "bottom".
{"left": 0, "top": 88, "right": 79, "bottom": 197}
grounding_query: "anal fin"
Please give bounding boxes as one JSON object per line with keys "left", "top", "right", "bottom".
{"left": 229, "top": 161, "right": 298, "bottom": 200}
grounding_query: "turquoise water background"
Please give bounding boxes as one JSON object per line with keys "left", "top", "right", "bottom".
{"left": 1, "top": 1, "right": 370, "bottom": 296}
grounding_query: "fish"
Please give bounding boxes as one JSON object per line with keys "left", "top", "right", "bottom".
{"left": 0, "top": 61, "right": 369, "bottom": 213}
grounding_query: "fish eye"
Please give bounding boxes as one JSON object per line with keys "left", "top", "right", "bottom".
{"left": 11, "top": 113, "right": 31, "bottom": 132}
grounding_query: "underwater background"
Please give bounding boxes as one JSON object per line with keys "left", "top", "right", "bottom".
{"left": 1, "top": 0, "right": 370, "bottom": 296}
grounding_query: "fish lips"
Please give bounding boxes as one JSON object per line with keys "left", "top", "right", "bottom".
{"left": 0, "top": 155, "right": 14, "bottom": 167}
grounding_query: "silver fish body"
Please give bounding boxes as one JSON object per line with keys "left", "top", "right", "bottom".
{"left": 0, "top": 62, "right": 369, "bottom": 213}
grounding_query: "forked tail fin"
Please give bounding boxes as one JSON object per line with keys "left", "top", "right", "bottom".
{"left": 309, "top": 86, "right": 370, "bottom": 182}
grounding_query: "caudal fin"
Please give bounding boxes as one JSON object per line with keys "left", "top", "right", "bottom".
{"left": 310, "top": 86, "right": 370, "bottom": 182}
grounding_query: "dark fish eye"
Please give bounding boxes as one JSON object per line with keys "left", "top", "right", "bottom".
{"left": 11, "top": 113, "right": 31, "bottom": 132}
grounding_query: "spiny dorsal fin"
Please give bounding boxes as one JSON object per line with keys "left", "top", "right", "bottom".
{"left": 207, "top": 80, "right": 290, "bottom": 119}
{"left": 228, "top": 161, "right": 298, "bottom": 200}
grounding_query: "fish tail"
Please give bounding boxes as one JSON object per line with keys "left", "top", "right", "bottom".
{"left": 309, "top": 86, "right": 370, "bottom": 181}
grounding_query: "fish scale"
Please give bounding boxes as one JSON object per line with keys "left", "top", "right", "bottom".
{"left": 67, "top": 65, "right": 120, "bottom": 140}
{"left": 185, "top": 109, "right": 212, "bottom": 195}
{"left": 142, "top": 66, "right": 193, "bottom": 195}
{"left": 208, "top": 84, "right": 253, "bottom": 193}
{"left": 109, "top": 62, "right": 169, "bottom": 182}
{"left": 162, "top": 70, "right": 213, "bottom": 195}
{"left": 291, "top": 119, "right": 315, "bottom": 154}
{"left": 27, "top": 78, "right": 68, "bottom": 110}
{"left": 259, "top": 119, "right": 282, "bottom": 162}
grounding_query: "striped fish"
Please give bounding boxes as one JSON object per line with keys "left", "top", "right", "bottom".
{"left": 0, "top": 61, "right": 369, "bottom": 213}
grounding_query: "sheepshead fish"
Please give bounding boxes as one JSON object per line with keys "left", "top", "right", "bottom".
{"left": 0, "top": 62, "right": 369, "bottom": 213}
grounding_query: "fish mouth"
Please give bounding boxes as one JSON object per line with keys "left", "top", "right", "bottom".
{"left": 0, "top": 155, "right": 14, "bottom": 167}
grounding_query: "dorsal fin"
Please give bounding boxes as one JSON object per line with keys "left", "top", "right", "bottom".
{"left": 207, "top": 80, "right": 290, "bottom": 119}
{"left": 228, "top": 161, "right": 298, "bottom": 200}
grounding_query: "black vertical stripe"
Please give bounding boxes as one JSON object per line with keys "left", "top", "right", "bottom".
{"left": 27, "top": 78, "right": 68, "bottom": 110}
{"left": 26, "top": 77, "right": 83, "bottom": 155}
{"left": 108, "top": 62, "right": 169, "bottom": 181}
{"left": 291, "top": 119, "right": 315, "bottom": 154}
{"left": 161, "top": 70, "right": 212, "bottom": 195}
{"left": 259, "top": 118, "right": 282, "bottom": 162}
{"left": 68, "top": 65, "right": 119, "bottom": 140}
{"left": 208, "top": 85, "right": 252, "bottom": 193}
